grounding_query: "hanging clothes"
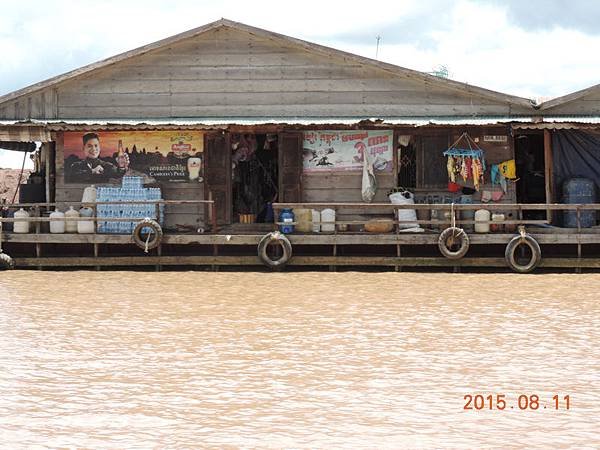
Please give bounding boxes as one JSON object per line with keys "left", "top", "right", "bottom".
{"left": 442, "top": 132, "right": 486, "bottom": 191}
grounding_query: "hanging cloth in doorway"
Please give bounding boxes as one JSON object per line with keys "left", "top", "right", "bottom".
{"left": 552, "top": 129, "right": 600, "bottom": 196}
{"left": 443, "top": 132, "right": 486, "bottom": 191}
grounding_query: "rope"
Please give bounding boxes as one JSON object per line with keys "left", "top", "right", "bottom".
{"left": 144, "top": 229, "right": 152, "bottom": 253}
{"left": 10, "top": 151, "right": 28, "bottom": 205}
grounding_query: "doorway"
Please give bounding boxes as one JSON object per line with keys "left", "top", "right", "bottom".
{"left": 514, "top": 133, "right": 546, "bottom": 219}
{"left": 231, "top": 133, "right": 279, "bottom": 224}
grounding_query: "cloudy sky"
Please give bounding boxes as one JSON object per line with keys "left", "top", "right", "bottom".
{"left": 1, "top": 0, "right": 599, "bottom": 167}
{"left": 1, "top": 0, "right": 600, "bottom": 101}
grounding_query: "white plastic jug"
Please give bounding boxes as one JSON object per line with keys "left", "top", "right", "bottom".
{"left": 82, "top": 185, "right": 97, "bottom": 204}
{"left": 491, "top": 213, "right": 505, "bottom": 232}
{"left": 13, "top": 208, "right": 30, "bottom": 234}
{"left": 475, "top": 209, "right": 491, "bottom": 233}
{"left": 77, "top": 207, "right": 95, "bottom": 234}
{"left": 49, "top": 209, "right": 66, "bottom": 234}
{"left": 321, "top": 208, "right": 336, "bottom": 232}
{"left": 312, "top": 209, "right": 321, "bottom": 233}
{"left": 64, "top": 206, "right": 79, "bottom": 233}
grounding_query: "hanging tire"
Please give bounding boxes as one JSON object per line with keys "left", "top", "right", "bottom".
{"left": 438, "top": 227, "right": 470, "bottom": 259}
{"left": 132, "top": 218, "right": 163, "bottom": 251}
{"left": 0, "top": 252, "right": 14, "bottom": 270}
{"left": 505, "top": 234, "right": 541, "bottom": 273}
{"left": 258, "top": 231, "right": 292, "bottom": 269}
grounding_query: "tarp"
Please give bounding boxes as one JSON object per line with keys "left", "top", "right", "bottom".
{"left": 552, "top": 130, "right": 600, "bottom": 196}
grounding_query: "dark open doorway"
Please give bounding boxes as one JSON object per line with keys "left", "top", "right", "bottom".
{"left": 515, "top": 133, "right": 546, "bottom": 219}
{"left": 231, "top": 133, "right": 279, "bottom": 224}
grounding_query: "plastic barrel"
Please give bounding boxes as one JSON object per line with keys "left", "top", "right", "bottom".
{"left": 562, "top": 178, "right": 596, "bottom": 228}
{"left": 459, "top": 195, "right": 474, "bottom": 231}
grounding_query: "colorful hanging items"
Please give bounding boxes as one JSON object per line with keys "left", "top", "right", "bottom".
{"left": 490, "top": 159, "right": 516, "bottom": 194}
{"left": 443, "top": 132, "right": 486, "bottom": 191}
{"left": 499, "top": 159, "right": 517, "bottom": 180}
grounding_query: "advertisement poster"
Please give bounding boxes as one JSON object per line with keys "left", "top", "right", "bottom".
{"left": 63, "top": 131, "right": 204, "bottom": 184}
{"left": 302, "top": 130, "right": 393, "bottom": 172}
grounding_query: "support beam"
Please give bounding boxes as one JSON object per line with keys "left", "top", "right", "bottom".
{"left": 544, "top": 129, "right": 553, "bottom": 223}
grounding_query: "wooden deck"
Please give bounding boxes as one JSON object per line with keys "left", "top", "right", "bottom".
{"left": 2, "top": 229, "right": 600, "bottom": 269}
{"left": 3, "top": 201, "right": 600, "bottom": 270}
{"left": 3, "top": 229, "right": 600, "bottom": 245}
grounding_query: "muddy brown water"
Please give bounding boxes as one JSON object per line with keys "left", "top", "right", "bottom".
{"left": 1, "top": 272, "right": 599, "bottom": 448}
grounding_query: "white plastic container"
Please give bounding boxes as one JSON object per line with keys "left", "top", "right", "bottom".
{"left": 77, "top": 207, "right": 95, "bottom": 234}
{"left": 13, "top": 208, "right": 30, "bottom": 234}
{"left": 64, "top": 206, "right": 80, "bottom": 233}
{"left": 491, "top": 213, "right": 505, "bottom": 233}
{"left": 294, "top": 208, "right": 313, "bottom": 233}
{"left": 82, "top": 185, "right": 97, "bottom": 204}
{"left": 321, "top": 208, "right": 336, "bottom": 232}
{"left": 474, "top": 209, "right": 491, "bottom": 233}
{"left": 312, "top": 210, "right": 321, "bottom": 233}
{"left": 49, "top": 209, "right": 66, "bottom": 234}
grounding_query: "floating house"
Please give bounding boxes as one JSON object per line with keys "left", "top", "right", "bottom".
{"left": 1, "top": 19, "right": 600, "bottom": 271}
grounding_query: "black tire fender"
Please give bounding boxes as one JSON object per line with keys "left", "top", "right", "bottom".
{"left": 438, "top": 227, "right": 470, "bottom": 259}
{"left": 505, "top": 234, "right": 541, "bottom": 273}
{"left": 258, "top": 231, "right": 292, "bottom": 269}
{"left": 132, "top": 218, "right": 163, "bottom": 251}
{"left": 0, "top": 252, "right": 14, "bottom": 270}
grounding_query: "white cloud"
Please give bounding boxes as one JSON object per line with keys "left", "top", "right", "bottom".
{"left": 1, "top": 0, "right": 599, "bottom": 101}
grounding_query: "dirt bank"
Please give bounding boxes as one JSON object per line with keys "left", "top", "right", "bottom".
{"left": 0, "top": 168, "right": 31, "bottom": 203}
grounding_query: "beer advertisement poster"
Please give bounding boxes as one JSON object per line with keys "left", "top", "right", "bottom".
{"left": 63, "top": 131, "right": 204, "bottom": 184}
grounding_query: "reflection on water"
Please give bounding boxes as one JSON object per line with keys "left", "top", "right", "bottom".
{"left": 0, "top": 272, "right": 599, "bottom": 448}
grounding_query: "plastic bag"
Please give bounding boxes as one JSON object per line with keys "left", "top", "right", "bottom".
{"left": 389, "top": 190, "right": 419, "bottom": 229}
{"left": 361, "top": 150, "right": 377, "bottom": 202}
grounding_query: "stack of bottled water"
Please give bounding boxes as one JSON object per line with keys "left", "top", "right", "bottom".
{"left": 96, "top": 176, "right": 163, "bottom": 234}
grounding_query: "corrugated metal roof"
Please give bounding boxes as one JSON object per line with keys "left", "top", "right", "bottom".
{"left": 3, "top": 116, "right": 600, "bottom": 130}
{"left": 1, "top": 117, "right": 527, "bottom": 127}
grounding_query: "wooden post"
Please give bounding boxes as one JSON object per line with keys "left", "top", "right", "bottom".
{"left": 156, "top": 244, "right": 162, "bottom": 272}
{"left": 544, "top": 129, "right": 553, "bottom": 223}
{"left": 396, "top": 243, "right": 402, "bottom": 272}
{"left": 36, "top": 242, "right": 42, "bottom": 271}
{"left": 44, "top": 143, "right": 51, "bottom": 209}
{"left": 94, "top": 243, "right": 100, "bottom": 271}
{"left": 211, "top": 201, "right": 217, "bottom": 233}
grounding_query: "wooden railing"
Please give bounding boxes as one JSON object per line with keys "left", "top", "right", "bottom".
{"left": 273, "top": 202, "right": 600, "bottom": 232}
{"left": 0, "top": 200, "right": 217, "bottom": 233}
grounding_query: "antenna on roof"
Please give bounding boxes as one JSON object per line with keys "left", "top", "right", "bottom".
{"left": 429, "top": 64, "right": 449, "bottom": 78}
{"left": 375, "top": 35, "right": 381, "bottom": 60}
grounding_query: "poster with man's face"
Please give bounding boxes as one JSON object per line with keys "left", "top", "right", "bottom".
{"left": 63, "top": 131, "right": 204, "bottom": 184}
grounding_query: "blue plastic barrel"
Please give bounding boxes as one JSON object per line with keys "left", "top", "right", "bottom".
{"left": 562, "top": 178, "right": 596, "bottom": 228}
{"left": 460, "top": 195, "right": 474, "bottom": 231}
{"left": 279, "top": 208, "right": 295, "bottom": 234}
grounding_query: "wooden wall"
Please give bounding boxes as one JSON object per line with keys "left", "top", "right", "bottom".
{"left": 414, "top": 126, "right": 517, "bottom": 209}
{"left": 52, "top": 126, "right": 516, "bottom": 231}
{"left": 1, "top": 27, "right": 532, "bottom": 120}
{"left": 540, "top": 89, "right": 600, "bottom": 115}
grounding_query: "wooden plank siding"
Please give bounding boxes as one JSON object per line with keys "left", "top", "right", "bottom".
{"left": 1, "top": 27, "right": 529, "bottom": 120}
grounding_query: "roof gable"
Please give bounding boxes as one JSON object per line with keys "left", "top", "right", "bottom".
{"left": 0, "top": 19, "right": 535, "bottom": 120}
{"left": 538, "top": 83, "right": 600, "bottom": 115}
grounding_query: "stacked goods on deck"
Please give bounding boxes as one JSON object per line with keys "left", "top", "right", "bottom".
{"left": 96, "top": 176, "right": 163, "bottom": 234}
